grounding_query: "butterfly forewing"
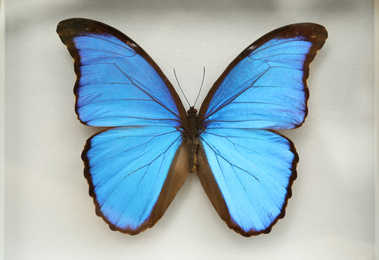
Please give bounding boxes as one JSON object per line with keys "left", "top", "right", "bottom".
{"left": 57, "top": 18, "right": 186, "bottom": 127}
{"left": 198, "top": 23, "right": 327, "bottom": 129}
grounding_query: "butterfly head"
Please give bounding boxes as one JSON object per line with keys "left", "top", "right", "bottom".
{"left": 187, "top": 107, "right": 198, "bottom": 116}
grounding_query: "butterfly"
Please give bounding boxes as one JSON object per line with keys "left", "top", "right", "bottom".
{"left": 57, "top": 18, "right": 327, "bottom": 237}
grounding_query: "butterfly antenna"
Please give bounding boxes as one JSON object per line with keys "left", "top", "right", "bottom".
{"left": 194, "top": 66, "right": 205, "bottom": 108}
{"left": 173, "top": 68, "right": 191, "bottom": 107}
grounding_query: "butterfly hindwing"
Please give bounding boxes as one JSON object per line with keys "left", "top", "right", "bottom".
{"left": 197, "top": 23, "right": 327, "bottom": 236}
{"left": 83, "top": 126, "right": 188, "bottom": 234}
{"left": 197, "top": 129, "right": 297, "bottom": 236}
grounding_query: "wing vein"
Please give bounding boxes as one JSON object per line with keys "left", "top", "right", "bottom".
{"left": 98, "top": 134, "right": 182, "bottom": 211}
{"left": 250, "top": 39, "right": 308, "bottom": 55}
{"left": 201, "top": 67, "right": 271, "bottom": 122}
{"left": 77, "top": 35, "right": 137, "bottom": 54}
{"left": 114, "top": 63, "right": 182, "bottom": 121}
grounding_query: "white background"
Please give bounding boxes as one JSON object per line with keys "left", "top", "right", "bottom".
{"left": 4, "top": 0, "right": 375, "bottom": 259}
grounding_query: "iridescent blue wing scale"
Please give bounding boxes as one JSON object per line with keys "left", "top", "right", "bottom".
{"left": 57, "top": 18, "right": 188, "bottom": 234}
{"left": 197, "top": 23, "right": 327, "bottom": 236}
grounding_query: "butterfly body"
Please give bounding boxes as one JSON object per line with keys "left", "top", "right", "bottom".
{"left": 183, "top": 107, "right": 201, "bottom": 173}
{"left": 57, "top": 19, "right": 327, "bottom": 236}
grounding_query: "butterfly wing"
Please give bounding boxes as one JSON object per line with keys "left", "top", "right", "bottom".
{"left": 197, "top": 129, "right": 297, "bottom": 236}
{"left": 197, "top": 23, "right": 327, "bottom": 236}
{"left": 57, "top": 18, "right": 186, "bottom": 127}
{"left": 198, "top": 23, "right": 327, "bottom": 129}
{"left": 84, "top": 126, "right": 188, "bottom": 234}
{"left": 57, "top": 18, "right": 188, "bottom": 234}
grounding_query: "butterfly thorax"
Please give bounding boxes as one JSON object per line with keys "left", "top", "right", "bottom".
{"left": 184, "top": 107, "right": 200, "bottom": 173}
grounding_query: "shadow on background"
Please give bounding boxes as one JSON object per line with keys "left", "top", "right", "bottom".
{"left": 7, "top": 0, "right": 278, "bottom": 32}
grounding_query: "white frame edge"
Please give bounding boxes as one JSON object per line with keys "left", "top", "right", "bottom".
{"left": 375, "top": 0, "right": 379, "bottom": 258}
{"left": 0, "top": 0, "right": 5, "bottom": 259}
{"left": 0, "top": 2, "right": 377, "bottom": 259}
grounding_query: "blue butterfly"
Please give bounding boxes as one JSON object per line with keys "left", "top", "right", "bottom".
{"left": 57, "top": 18, "right": 327, "bottom": 236}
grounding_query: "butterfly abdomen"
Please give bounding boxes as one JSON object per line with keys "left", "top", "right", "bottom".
{"left": 185, "top": 107, "right": 200, "bottom": 173}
